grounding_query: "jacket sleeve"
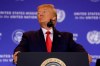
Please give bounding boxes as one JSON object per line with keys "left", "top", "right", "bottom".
{"left": 67, "top": 33, "right": 87, "bottom": 52}
{"left": 13, "top": 32, "right": 29, "bottom": 53}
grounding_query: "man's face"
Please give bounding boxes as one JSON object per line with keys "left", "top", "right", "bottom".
{"left": 37, "top": 7, "right": 54, "bottom": 26}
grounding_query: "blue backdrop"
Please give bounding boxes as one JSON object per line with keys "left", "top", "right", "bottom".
{"left": 0, "top": 0, "right": 100, "bottom": 66}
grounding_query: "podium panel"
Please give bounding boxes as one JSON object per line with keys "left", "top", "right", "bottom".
{"left": 17, "top": 52, "right": 89, "bottom": 66}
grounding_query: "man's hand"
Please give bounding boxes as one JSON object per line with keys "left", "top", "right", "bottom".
{"left": 13, "top": 51, "right": 20, "bottom": 64}
{"left": 88, "top": 54, "right": 92, "bottom": 64}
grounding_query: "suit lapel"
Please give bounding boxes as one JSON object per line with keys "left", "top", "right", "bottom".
{"left": 52, "top": 28, "right": 62, "bottom": 52}
{"left": 37, "top": 29, "right": 47, "bottom": 52}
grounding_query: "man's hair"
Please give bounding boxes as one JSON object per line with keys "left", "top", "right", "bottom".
{"left": 37, "top": 4, "right": 57, "bottom": 19}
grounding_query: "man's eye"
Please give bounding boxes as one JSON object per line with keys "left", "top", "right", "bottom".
{"left": 43, "top": 11, "right": 47, "bottom": 13}
{"left": 37, "top": 12, "right": 40, "bottom": 15}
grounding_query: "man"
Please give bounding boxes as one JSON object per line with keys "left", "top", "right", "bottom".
{"left": 13, "top": 4, "right": 92, "bottom": 64}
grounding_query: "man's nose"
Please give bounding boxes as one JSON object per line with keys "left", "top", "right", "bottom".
{"left": 39, "top": 12, "right": 44, "bottom": 15}
{"left": 39, "top": 13, "right": 44, "bottom": 17}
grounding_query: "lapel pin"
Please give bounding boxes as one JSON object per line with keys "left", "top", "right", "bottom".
{"left": 58, "top": 35, "right": 61, "bottom": 37}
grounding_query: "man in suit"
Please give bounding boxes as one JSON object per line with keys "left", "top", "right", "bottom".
{"left": 13, "top": 4, "right": 92, "bottom": 64}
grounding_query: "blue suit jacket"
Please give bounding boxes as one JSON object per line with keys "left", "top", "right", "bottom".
{"left": 14, "top": 28, "right": 87, "bottom": 53}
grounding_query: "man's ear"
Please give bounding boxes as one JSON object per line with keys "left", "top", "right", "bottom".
{"left": 52, "top": 17, "right": 56, "bottom": 22}
{"left": 51, "top": 17, "right": 57, "bottom": 26}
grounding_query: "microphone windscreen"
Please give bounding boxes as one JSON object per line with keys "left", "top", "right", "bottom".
{"left": 47, "top": 19, "right": 54, "bottom": 27}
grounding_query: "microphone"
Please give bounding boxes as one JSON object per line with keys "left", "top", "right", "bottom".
{"left": 47, "top": 19, "right": 54, "bottom": 28}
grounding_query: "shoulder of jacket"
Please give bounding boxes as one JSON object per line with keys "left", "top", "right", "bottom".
{"left": 60, "top": 31, "right": 73, "bottom": 36}
{"left": 23, "top": 30, "right": 38, "bottom": 36}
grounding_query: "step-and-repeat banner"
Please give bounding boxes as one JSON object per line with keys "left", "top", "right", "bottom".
{"left": 0, "top": 0, "right": 100, "bottom": 66}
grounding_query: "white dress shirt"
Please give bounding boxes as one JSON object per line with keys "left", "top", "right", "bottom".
{"left": 41, "top": 28, "right": 53, "bottom": 42}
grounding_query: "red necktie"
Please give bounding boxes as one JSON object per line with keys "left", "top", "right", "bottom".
{"left": 46, "top": 31, "right": 52, "bottom": 53}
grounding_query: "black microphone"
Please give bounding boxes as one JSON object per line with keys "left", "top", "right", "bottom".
{"left": 47, "top": 19, "right": 54, "bottom": 28}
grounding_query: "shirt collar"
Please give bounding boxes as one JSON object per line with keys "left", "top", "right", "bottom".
{"left": 41, "top": 28, "right": 53, "bottom": 34}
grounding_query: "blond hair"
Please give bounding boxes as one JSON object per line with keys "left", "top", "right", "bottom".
{"left": 37, "top": 4, "right": 57, "bottom": 18}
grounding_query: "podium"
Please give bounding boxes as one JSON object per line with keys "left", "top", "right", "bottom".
{"left": 17, "top": 52, "right": 89, "bottom": 66}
